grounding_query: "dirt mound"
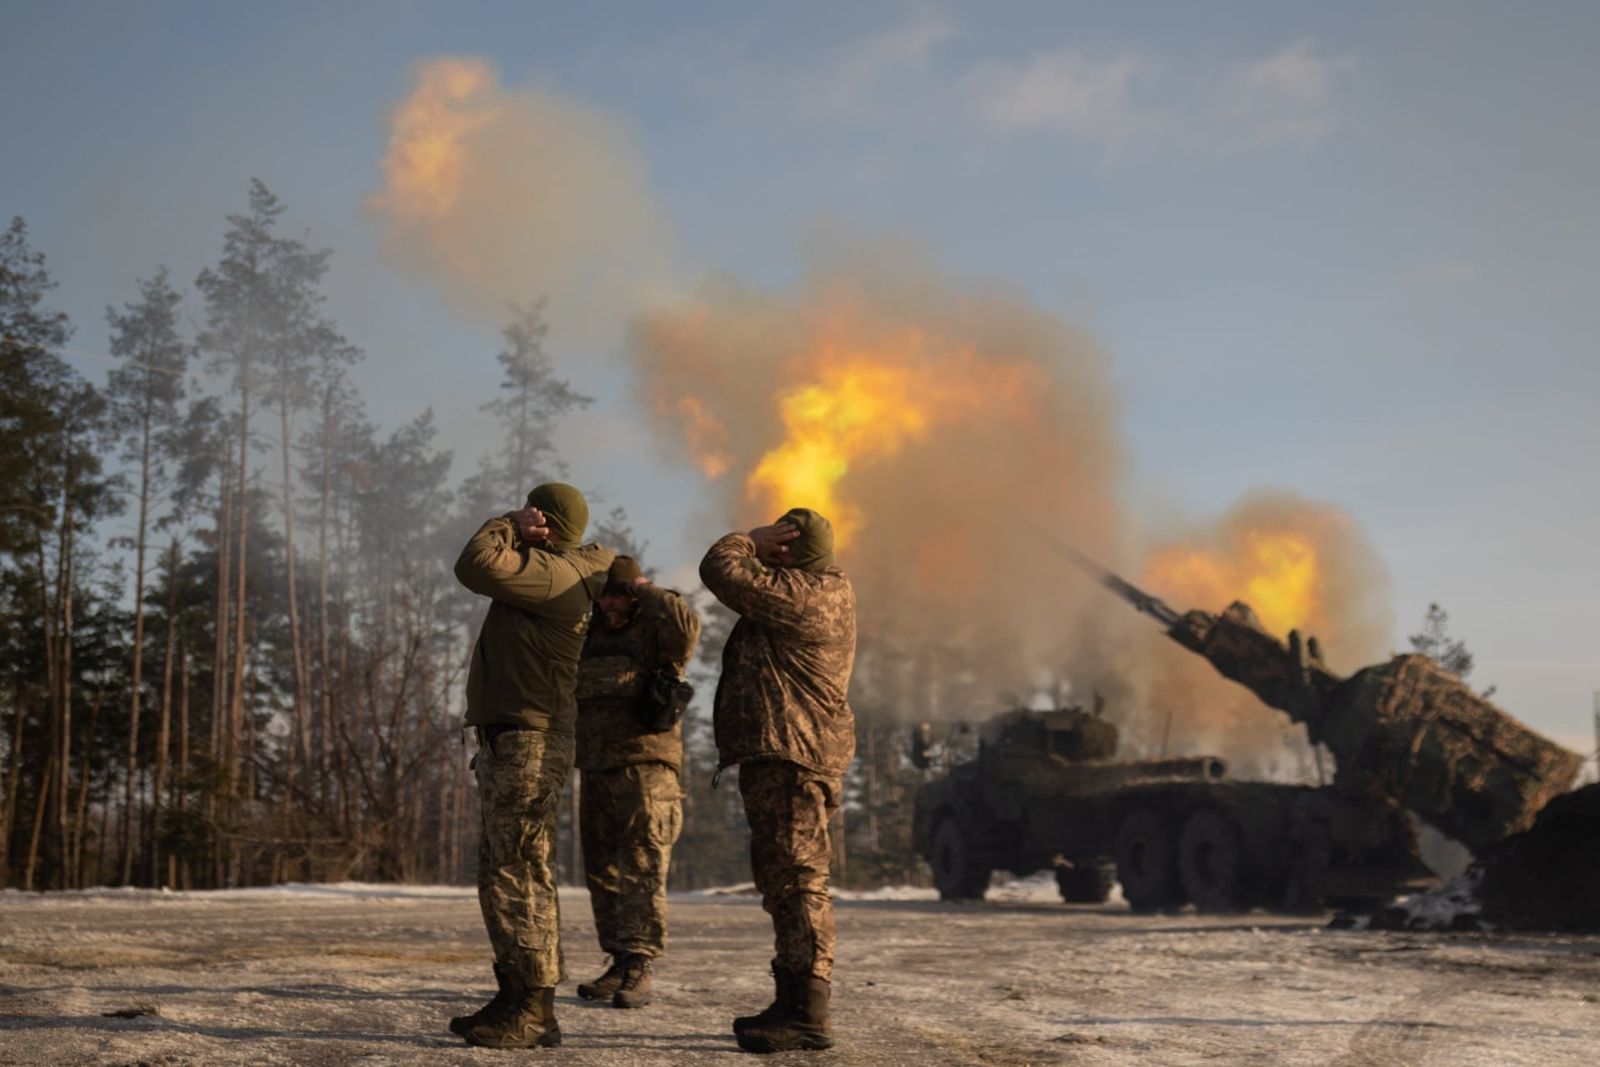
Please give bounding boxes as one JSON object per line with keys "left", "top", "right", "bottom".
{"left": 1475, "top": 782, "right": 1600, "bottom": 932}
{"left": 1370, "top": 783, "right": 1600, "bottom": 933}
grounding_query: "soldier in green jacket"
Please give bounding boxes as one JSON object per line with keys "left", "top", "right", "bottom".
{"left": 572, "top": 556, "right": 702, "bottom": 1009}
{"left": 448, "top": 483, "right": 614, "bottom": 1050}
{"left": 699, "top": 507, "right": 857, "bottom": 1054}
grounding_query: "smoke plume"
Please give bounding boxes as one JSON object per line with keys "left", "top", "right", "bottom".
{"left": 631, "top": 243, "right": 1130, "bottom": 718}
{"left": 365, "top": 61, "right": 1397, "bottom": 773}
{"left": 1130, "top": 491, "right": 1393, "bottom": 774}
{"left": 366, "top": 57, "right": 671, "bottom": 330}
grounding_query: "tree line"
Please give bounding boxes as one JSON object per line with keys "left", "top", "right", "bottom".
{"left": 1, "top": 182, "right": 944, "bottom": 893}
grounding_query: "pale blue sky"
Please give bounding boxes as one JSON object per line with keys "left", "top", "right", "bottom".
{"left": 3, "top": 1, "right": 1597, "bottom": 753}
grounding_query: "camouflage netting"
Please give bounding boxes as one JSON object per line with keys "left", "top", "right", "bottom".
{"left": 1324, "top": 656, "right": 1582, "bottom": 853}
{"left": 1167, "top": 602, "right": 1581, "bottom": 854}
{"left": 1371, "top": 782, "right": 1600, "bottom": 933}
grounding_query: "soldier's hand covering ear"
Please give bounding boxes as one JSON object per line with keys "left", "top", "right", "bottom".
{"left": 749, "top": 521, "right": 802, "bottom": 566}
{"left": 512, "top": 506, "right": 552, "bottom": 545}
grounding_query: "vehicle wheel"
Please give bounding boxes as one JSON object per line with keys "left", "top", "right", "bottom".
{"left": 1056, "top": 863, "right": 1116, "bottom": 904}
{"left": 1114, "top": 811, "right": 1181, "bottom": 913}
{"left": 1283, "top": 822, "right": 1332, "bottom": 914}
{"left": 1179, "top": 809, "right": 1245, "bottom": 913}
{"left": 930, "top": 818, "right": 990, "bottom": 901}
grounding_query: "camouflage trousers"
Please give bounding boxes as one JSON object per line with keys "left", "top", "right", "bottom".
{"left": 475, "top": 727, "right": 575, "bottom": 988}
{"left": 737, "top": 759, "right": 843, "bottom": 981}
{"left": 579, "top": 762, "right": 683, "bottom": 959}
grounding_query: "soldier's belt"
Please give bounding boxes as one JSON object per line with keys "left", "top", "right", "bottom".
{"left": 477, "top": 724, "right": 532, "bottom": 746}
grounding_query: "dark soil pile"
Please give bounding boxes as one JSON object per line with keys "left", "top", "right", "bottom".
{"left": 1369, "top": 783, "right": 1600, "bottom": 933}
{"left": 1475, "top": 782, "right": 1600, "bottom": 932}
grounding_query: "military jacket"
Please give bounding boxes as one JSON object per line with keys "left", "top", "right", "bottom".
{"left": 699, "top": 532, "right": 857, "bottom": 777}
{"left": 455, "top": 515, "right": 615, "bottom": 734}
{"left": 575, "top": 584, "right": 701, "bottom": 773}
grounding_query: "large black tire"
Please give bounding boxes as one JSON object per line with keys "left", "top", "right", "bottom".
{"left": 1115, "top": 811, "right": 1182, "bottom": 913}
{"left": 1282, "top": 821, "right": 1333, "bottom": 915}
{"left": 1056, "top": 863, "right": 1116, "bottom": 904}
{"left": 1178, "top": 809, "right": 1246, "bottom": 913}
{"left": 930, "top": 818, "right": 990, "bottom": 901}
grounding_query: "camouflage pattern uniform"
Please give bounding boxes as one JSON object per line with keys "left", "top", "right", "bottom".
{"left": 475, "top": 729, "right": 576, "bottom": 987}
{"left": 455, "top": 505, "right": 614, "bottom": 991}
{"left": 699, "top": 531, "right": 856, "bottom": 981}
{"left": 575, "top": 584, "right": 700, "bottom": 958}
{"left": 737, "top": 760, "right": 843, "bottom": 978}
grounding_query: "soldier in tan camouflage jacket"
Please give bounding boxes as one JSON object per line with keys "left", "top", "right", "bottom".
{"left": 448, "top": 483, "right": 614, "bottom": 1050}
{"left": 699, "top": 507, "right": 856, "bottom": 1054}
{"left": 571, "top": 555, "right": 701, "bottom": 1009}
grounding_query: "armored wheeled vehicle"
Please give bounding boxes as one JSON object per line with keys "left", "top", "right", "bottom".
{"left": 911, "top": 706, "right": 1430, "bottom": 912}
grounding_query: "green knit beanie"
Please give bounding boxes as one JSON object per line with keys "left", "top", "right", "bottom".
{"left": 525, "top": 482, "right": 589, "bottom": 550}
{"left": 778, "top": 507, "right": 835, "bottom": 573}
{"left": 602, "top": 555, "right": 643, "bottom": 596}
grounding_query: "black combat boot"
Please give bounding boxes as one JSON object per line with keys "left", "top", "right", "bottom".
{"left": 732, "top": 965, "right": 795, "bottom": 1036}
{"left": 463, "top": 970, "right": 561, "bottom": 1049}
{"left": 448, "top": 962, "right": 512, "bottom": 1036}
{"left": 577, "top": 955, "right": 628, "bottom": 1001}
{"left": 736, "top": 972, "right": 832, "bottom": 1053}
{"left": 611, "top": 954, "right": 653, "bottom": 1008}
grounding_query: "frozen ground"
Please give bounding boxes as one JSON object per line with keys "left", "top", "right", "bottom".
{"left": 2, "top": 880, "right": 1597, "bottom": 1066}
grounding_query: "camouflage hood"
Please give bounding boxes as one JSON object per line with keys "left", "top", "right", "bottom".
{"left": 699, "top": 531, "right": 857, "bottom": 777}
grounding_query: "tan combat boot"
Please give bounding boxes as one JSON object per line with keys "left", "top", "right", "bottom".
{"left": 576, "top": 956, "right": 627, "bottom": 1001}
{"left": 611, "top": 955, "right": 653, "bottom": 1009}
{"left": 732, "top": 965, "right": 795, "bottom": 1036}
{"left": 735, "top": 971, "right": 832, "bottom": 1053}
{"left": 463, "top": 970, "right": 561, "bottom": 1049}
{"left": 448, "top": 962, "right": 512, "bottom": 1036}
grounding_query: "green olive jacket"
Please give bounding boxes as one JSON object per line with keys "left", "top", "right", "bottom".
{"left": 455, "top": 515, "right": 615, "bottom": 734}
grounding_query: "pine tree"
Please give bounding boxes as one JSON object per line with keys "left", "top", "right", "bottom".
{"left": 1408, "top": 603, "right": 1475, "bottom": 679}
{"left": 459, "top": 302, "right": 591, "bottom": 516}
{"left": 0, "top": 218, "right": 120, "bottom": 888}
{"left": 105, "top": 268, "right": 191, "bottom": 883}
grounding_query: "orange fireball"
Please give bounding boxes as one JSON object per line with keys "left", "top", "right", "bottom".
{"left": 1144, "top": 529, "right": 1322, "bottom": 638}
{"left": 741, "top": 326, "right": 1032, "bottom": 547}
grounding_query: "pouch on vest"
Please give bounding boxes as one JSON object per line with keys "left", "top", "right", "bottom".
{"left": 637, "top": 668, "right": 693, "bottom": 732}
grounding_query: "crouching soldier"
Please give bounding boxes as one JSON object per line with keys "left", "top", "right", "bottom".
{"left": 698, "top": 508, "right": 857, "bottom": 1054}
{"left": 573, "top": 556, "right": 702, "bottom": 1008}
{"left": 449, "top": 484, "right": 614, "bottom": 1049}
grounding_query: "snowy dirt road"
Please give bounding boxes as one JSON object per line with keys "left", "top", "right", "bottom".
{"left": 2, "top": 884, "right": 1597, "bottom": 1066}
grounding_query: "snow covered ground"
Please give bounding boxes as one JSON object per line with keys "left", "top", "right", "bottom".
{"left": 2, "top": 882, "right": 1597, "bottom": 1065}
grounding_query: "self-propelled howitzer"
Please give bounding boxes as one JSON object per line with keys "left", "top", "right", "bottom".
{"left": 1049, "top": 536, "right": 1583, "bottom": 855}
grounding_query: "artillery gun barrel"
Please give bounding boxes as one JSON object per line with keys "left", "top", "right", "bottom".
{"left": 1030, "top": 527, "right": 1183, "bottom": 628}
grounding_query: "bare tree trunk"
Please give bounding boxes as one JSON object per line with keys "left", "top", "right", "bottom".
{"left": 24, "top": 757, "right": 52, "bottom": 891}
{"left": 279, "top": 397, "right": 310, "bottom": 811}
{"left": 93, "top": 778, "right": 111, "bottom": 885}
{"left": 244, "top": 635, "right": 258, "bottom": 804}
{"left": 149, "top": 540, "right": 179, "bottom": 885}
{"left": 121, "top": 398, "right": 156, "bottom": 885}
{"left": 316, "top": 389, "right": 335, "bottom": 813}
{"left": 177, "top": 641, "right": 190, "bottom": 889}
{"left": 54, "top": 450, "right": 78, "bottom": 891}
{"left": 334, "top": 497, "right": 355, "bottom": 852}
{"left": 865, "top": 724, "right": 879, "bottom": 856}
{"left": 228, "top": 372, "right": 251, "bottom": 803}
{"left": 208, "top": 473, "right": 232, "bottom": 889}
{"left": 36, "top": 529, "right": 60, "bottom": 891}
{"left": 1, "top": 680, "right": 27, "bottom": 887}
{"left": 72, "top": 682, "right": 107, "bottom": 887}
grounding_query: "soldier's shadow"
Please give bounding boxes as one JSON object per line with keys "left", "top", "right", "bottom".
{"left": 579, "top": 1031, "right": 733, "bottom": 1052}
{"left": 554, "top": 1001, "right": 732, "bottom": 1051}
